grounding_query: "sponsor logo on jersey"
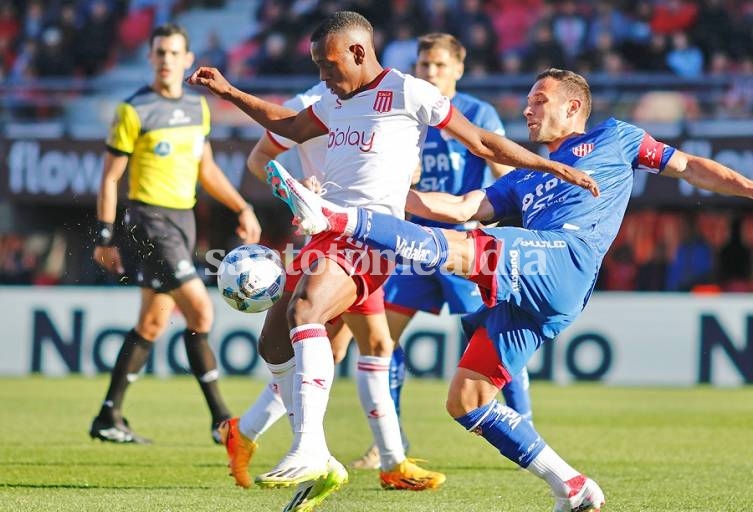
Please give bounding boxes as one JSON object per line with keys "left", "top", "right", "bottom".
{"left": 521, "top": 177, "right": 561, "bottom": 216}
{"left": 327, "top": 126, "right": 375, "bottom": 152}
{"left": 509, "top": 249, "right": 520, "bottom": 292}
{"left": 154, "top": 141, "right": 171, "bottom": 156}
{"left": 572, "top": 142, "right": 594, "bottom": 157}
{"left": 373, "top": 90, "right": 393, "bottom": 113}
{"left": 168, "top": 108, "right": 191, "bottom": 125}
{"left": 512, "top": 238, "right": 567, "bottom": 249}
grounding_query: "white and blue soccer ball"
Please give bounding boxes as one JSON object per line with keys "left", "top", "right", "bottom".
{"left": 217, "top": 244, "right": 285, "bottom": 313}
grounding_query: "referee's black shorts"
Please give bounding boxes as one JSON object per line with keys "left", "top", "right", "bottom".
{"left": 121, "top": 201, "right": 198, "bottom": 293}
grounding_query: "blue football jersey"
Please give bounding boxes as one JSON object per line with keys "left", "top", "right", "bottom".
{"left": 413, "top": 92, "right": 505, "bottom": 229}
{"left": 485, "top": 118, "right": 676, "bottom": 259}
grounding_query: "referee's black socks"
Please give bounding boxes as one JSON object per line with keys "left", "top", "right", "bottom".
{"left": 99, "top": 329, "right": 154, "bottom": 422}
{"left": 183, "top": 329, "right": 231, "bottom": 423}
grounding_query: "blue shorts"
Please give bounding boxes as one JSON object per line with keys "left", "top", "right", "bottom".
{"left": 463, "top": 227, "right": 600, "bottom": 377}
{"left": 383, "top": 269, "right": 483, "bottom": 315}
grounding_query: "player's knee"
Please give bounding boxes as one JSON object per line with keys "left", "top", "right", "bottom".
{"left": 258, "top": 331, "right": 294, "bottom": 364}
{"left": 365, "top": 336, "right": 394, "bottom": 357}
{"left": 286, "top": 295, "right": 321, "bottom": 326}
{"left": 257, "top": 305, "right": 295, "bottom": 364}
{"left": 331, "top": 344, "right": 348, "bottom": 364}
{"left": 136, "top": 317, "right": 167, "bottom": 340}
{"left": 445, "top": 389, "right": 469, "bottom": 419}
{"left": 175, "top": 292, "right": 214, "bottom": 332}
{"left": 189, "top": 313, "right": 213, "bottom": 333}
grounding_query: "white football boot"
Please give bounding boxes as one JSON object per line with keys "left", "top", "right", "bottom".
{"left": 552, "top": 477, "right": 605, "bottom": 512}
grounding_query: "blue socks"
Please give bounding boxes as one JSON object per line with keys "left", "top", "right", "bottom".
{"left": 388, "top": 344, "right": 406, "bottom": 417}
{"left": 351, "top": 209, "right": 449, "bottom": 269}
{"left": 455, "top": 400, "right": 545, "bottom": 468}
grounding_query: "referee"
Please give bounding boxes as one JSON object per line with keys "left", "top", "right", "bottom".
{"left": 89, "top": 23, "right": 260, "bottom": 444}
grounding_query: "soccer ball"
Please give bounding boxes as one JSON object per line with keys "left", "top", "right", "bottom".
{"left": 217, "top": 244, "right": 285, "bottom": 313}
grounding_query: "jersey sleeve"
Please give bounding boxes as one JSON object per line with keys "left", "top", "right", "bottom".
{"left": 296, "top": 82, "right": 328, "bottom": 107}
{"left": 405, "top": 76, "right": 452, "bottom": 127}
{"left": 310, "top": 95, "right": 332, "bottom": 130}
{"left": 616, "top": 119, "right": 676, "bottom": 174}
{"left": 484, "top": 174, "right": 518, "bottom": 219}
{"left": 105, "top": 102, "right": 141, "bottom": 155}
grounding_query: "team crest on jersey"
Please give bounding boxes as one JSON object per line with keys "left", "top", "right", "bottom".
{"left": 373, "top": 90, "right": 393, "bottom": 113}
{"left": 572, "top": 143, "right": 594, "bottom": 157}
{"left": 154, "top": 141, "right": 172, "bottom": 156}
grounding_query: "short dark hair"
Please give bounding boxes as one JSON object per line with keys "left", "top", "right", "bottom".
{"left": 536, "top": 68, "right": 592, "bottom": 118}
{"left": 418, "top": 33, "right": 466, "bottom": 63}
{"left": 150, "top": 23, "right": 190, "bottom": 51}
{"left": 310, "top": 11, "right": 373, "bottom": 43}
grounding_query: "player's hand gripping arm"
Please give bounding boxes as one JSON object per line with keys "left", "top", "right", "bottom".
{"left": 405, "top": 189, "right": 495, "bottom": 224}
{"left": 187, "top": 67, "right": 325, "bottom": 143}
{"left": 661, "top": 150, "right": 753, "bottom": 199}
{"left": 443, "top": 112, "right": 599, "bottom": 197}
{"left": 199, "top": 142, "right": 261, "bottom": 243}
{"left": 93, "top": 152, "right": 128, "bottom": 274}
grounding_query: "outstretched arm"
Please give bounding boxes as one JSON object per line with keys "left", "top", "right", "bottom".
{"left": 187, "top": 67, "right": 326, "bottom": 143}
{"left": 661, "top": 150, "right": 753, "bottom": 199}
{"left": 443, "top": 111, "right": 599, "bottom": 197}
{"left": 405, "top": 189, "right": 495, "bottom": 224}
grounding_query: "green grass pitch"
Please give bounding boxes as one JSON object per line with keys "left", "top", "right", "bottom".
{"left": 1, "top": 376, "right": 752, "bottom": 511}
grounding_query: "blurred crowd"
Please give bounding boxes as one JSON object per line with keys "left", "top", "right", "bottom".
{"left": 224, "top": 0, "right": 753, "bottom": 80}
{"left": 0, "top": 0, "right": 199, "bottom": 80}
{"left": 2, "top": 0, "right": 753, "bottom": 81}
{"left": 598, "top": 211, "right": 753, "bottom": 292}
{"left": 0, "top": 230, "right": 66, "bottom": 285}
{"left": 3, "top": 210, "right": 753, "bottom": 293}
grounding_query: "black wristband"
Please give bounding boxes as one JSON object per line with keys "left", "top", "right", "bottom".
{"left": 95, "top": 221, "right": 114, "bottom": 247}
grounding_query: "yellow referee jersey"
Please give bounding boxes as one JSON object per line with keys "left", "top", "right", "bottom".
{"left": 106, "top": 87, "right": 211, "bottom": 209}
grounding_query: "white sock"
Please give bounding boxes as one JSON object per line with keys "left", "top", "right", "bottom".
{"left": 289, "top": 323, "right": 333, "bottom": 463}
{"left": 356, "top": 355, "right": 405, "bottom": 469}
{"left": 343, "top": 207, "right": 358, "bottom": 235}
{"left": 266, "top": 358, "right": 296, "bottom": 430}
{"left": 238, "top": 379, "right": 286, "bottom": 441}
{"left": 526, "top": 445, "right": 581, "bottom": 497}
